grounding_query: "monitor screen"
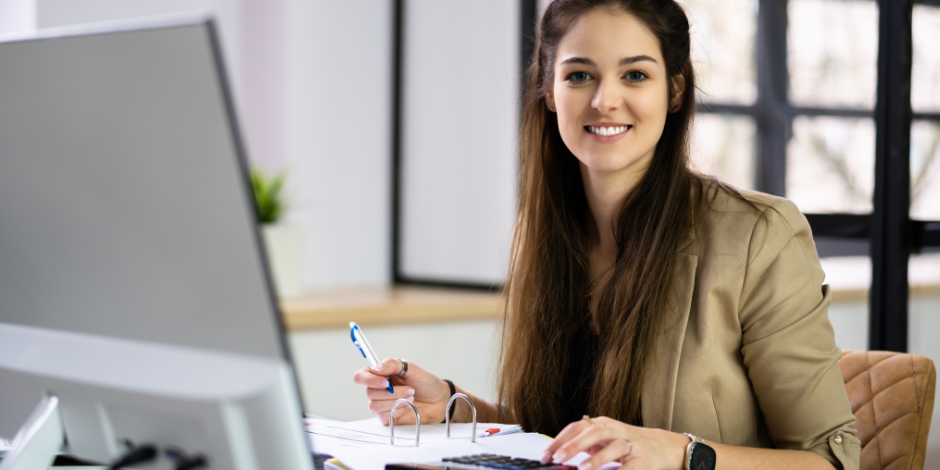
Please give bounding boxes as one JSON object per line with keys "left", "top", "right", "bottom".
{"left": 0, "top": 19, "right": 286, "bottom": 360}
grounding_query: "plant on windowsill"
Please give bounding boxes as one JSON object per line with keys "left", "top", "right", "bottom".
{"left": 251, "top": 167, "right": 304, "bottom": 299}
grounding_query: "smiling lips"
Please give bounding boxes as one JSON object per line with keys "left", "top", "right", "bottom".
{"left": 585, "top": 124, "right": 632, "bottom": 142}
{"left": 586, "top": 125, "right": 631, "bottom": 136}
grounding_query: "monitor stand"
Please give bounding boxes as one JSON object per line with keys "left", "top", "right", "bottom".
{"left": 0, "top": 395, "right": 63, "bottom": 470}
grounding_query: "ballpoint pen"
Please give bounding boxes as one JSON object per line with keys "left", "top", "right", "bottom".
{"left": 350, "top": 321, "right": 394, "bottom": 393}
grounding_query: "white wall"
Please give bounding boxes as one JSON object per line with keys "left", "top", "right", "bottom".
{"left": 399, "top": 0, "right": 519, "bottom": 284}
{"left": 283, "top": 0, "right": 392, "bottom": 288}
{"left": 0, "top": 0, "right": 36, "bottom": 35}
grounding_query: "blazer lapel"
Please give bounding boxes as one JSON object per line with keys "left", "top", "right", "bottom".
{"left": 641, "top": 251, "right": 698, "bottom": 430}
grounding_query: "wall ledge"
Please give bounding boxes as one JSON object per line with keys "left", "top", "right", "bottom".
{"left": 280, "top": 284, "right": 940, "bottom": 331}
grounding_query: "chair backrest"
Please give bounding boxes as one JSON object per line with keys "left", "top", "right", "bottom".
{"left": 838, "top": 350, "right": 936, "bottom": 470}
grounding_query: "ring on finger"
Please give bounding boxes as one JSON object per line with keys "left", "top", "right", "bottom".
{"left": 622, "top": 439, "right": 633, "bottom": 457}
{"left": 397, "top": 359, "right": 408, "bottom": 378}
{"left": 582, "top": 415, "right": 594, "bottom": 426}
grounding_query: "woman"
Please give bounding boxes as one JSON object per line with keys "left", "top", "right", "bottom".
{"left": 353, "top": 1, "right": 861, "bottom": 469}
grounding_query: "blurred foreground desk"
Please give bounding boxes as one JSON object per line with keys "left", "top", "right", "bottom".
{"left": 280, "top": 286, "right": 503, "bottom": 331}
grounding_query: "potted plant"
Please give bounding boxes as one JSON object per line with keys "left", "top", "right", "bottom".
{"left": 251, "top": 167, "right": 304, "bottom": 299}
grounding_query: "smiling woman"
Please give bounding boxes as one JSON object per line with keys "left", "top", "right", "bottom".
{"left": 353, "top": 2, "right": 861, "bottom": 470}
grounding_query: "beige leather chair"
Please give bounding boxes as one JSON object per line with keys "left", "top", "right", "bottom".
{"left": 838, "top": 350, "right": 936, "bottom": 470}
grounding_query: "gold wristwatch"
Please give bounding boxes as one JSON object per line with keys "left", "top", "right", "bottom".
{"left": 682, "top": 433, "right": 716, "bottom": 470}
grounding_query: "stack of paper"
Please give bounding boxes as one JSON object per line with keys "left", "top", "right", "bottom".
{"left": 305, "top": 418, "right": 553, "bottom": 470}
{"left": 306, "top": 418, "right": 521, "bottom": 445}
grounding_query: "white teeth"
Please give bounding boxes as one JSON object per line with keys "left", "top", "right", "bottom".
{"left": 588, "top": 126, "right": 628, "bottom": 136}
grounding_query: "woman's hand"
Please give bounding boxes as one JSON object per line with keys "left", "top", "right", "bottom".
{"left": 540, "top": 416, "right": 689, "bottom": 470}
{"left": 352, "top": 358, "right": 452, "bottom": 426}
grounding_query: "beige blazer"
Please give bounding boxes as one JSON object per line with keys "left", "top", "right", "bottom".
{"left": 639, "top": 182, "right": 860, "bottom": 470}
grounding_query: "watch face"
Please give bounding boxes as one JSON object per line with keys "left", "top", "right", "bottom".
{"left": 690, "top": 443, "right": 717, "bottom": 470}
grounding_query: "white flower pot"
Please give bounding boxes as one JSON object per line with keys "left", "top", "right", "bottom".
{"left": 262, "top": 224, "right": 304, "bottom": 299}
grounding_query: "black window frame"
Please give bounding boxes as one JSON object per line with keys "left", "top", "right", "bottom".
{"left": 389, "top": 0, "right": 940, "bottom": 353}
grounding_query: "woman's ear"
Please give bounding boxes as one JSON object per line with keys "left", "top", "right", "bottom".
{"left": 669, "top": 75, "right": 686, "bottom": 113}
{"left": 546, "top": 91, "right": 557, "bottom": 113}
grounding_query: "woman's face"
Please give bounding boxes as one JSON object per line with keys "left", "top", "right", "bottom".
{"left": 549, "top": 8, "right": 675, "bottom": 178}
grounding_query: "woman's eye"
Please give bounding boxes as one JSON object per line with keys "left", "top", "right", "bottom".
{"left": 567, "top": 72, "right": 592, "bottom": 84}
{"left": 625, "top": 71, "right": 648, "bottom": 82}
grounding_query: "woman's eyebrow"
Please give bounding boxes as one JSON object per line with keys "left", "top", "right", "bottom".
{"left": 620, "top": 55, "right": 657, "bottom": 65}
{"left": 558, "top": 55, "right": 658, "bottom": 66}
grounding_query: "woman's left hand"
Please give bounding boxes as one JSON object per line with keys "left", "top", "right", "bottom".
{"left": 540, "top": 416, "right": 690, "bottom": 470}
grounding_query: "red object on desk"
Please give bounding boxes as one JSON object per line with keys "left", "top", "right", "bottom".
{"left": 484, "top": 428, "right": 501, "bottom": 436}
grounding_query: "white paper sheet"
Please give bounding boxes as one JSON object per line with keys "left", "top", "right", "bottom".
{"left": 306, "top": 419, "right": 619, "bottom": 470}
{"left": 311, "top": 431, "right": 554, "bottom": 470}
{"left": 306, "top": 418, "right": 522, "bottom": 445}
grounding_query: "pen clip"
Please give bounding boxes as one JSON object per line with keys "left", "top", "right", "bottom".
{"left": 350, "top": 324, "right": 367, "bottom": 359}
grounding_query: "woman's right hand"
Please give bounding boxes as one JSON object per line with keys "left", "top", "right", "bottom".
{"left": 352, "top": 358, "right": 452, "bottom": 425}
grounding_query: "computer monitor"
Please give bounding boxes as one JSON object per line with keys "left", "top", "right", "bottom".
{"left": 0, "top": 15, "right": 314, "bottom": 470}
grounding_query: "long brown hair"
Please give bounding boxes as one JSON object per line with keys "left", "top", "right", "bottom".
{"left": 497, "top": 0, "right": 700, "bottom": 435}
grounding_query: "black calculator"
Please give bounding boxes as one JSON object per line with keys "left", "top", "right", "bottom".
{"left": 385, "top": 453, "right": 578, "bottom": 470}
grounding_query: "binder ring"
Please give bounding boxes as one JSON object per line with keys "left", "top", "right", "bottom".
{"left": 445, "top": 392, "right": 477, "bottom": 443}
{"left": 389, "top": 399, "right": 420, "bottom": 447}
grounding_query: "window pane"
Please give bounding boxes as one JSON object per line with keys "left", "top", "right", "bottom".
{"left": 913, "top": 5, "right": 940, "bottom": 112}
{"left": 678, "top": 0, "right": 757, "bottom": 104}
{"left": 788, "top": 0, "right": 878, "bottom": 109}
{"left": 787, "top": 116, "right": 875, "bottom": 213}
{"left": 690, "top": 113, "right": 756, "bottom": 190}
{"left": 912, "top": 120, "right": 940, "bottom": 221}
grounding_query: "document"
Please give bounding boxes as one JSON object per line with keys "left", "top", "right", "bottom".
{"left": 305, "top": 418, "right": 615, "bottom": 470}
{"left": 311, "top": 428, "right": 553, "bottom": 470}
{"left": 306, "top": 418, "right": 522, "bottom": 446}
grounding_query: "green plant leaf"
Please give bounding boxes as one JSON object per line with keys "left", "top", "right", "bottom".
{"left": 250, "top": 167, "right": 288, "bottom": 224}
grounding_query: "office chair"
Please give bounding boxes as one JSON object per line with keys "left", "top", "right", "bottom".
{"left": 838, "top": 350, "right": 936, "bottom": 470}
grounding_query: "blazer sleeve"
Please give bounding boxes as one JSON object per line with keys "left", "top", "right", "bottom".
{"left": 736, "top": 199, "right": 861, "bottom": 470}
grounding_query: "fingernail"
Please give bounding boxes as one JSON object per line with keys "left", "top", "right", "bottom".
{"left": 407, "top": 396, "right": 414, "bottom": 402}
{"left": 381, "top": 380, "right": 389, "bottom": 388}
{"left": 578, "top": 463, "right": 591, "bottom": 470}
{"left": 373, "top": 364, "right": 384, "bottom": 371}
{"left": 540, "top": 450, "right": 551, "bottom": 463}
{"left": 406, "top": 389, "right": 416, "bottom": 396}
{"left": 553, "top": 452, "right": 566, "bottom": 462}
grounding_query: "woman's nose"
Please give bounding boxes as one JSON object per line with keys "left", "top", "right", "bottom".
{"left": 591, "top": 81, "right": 621, "bottom": 115}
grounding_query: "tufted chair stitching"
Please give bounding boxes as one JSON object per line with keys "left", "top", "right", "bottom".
{"left": 870, "top": 410, "right": 918, "bottom": 443}
{"left": 870, "top": 376, "right": 913, "bottom": 400}
{"left": 866, "top": 352, "right": 885, "bottom": 469}
{"left": 845, "top": 368, "right": 867, "bottom": 385}
{"left": 842, "top": 351, "right": 870, "bottom": 383}
{"left": 880, "top": 452, "right": 909, "bottom": 469}
{"left": 903, "top": 363, "right": 925, "bottom": 470}
{"left": 839, "top": 350, "right": 936, "bottom": 470}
